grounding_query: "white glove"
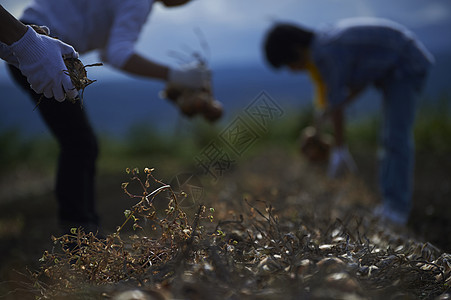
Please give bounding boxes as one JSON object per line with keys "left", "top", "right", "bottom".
{"left": 327, "top": 145, "right": 357, "bottom": 178}
{"left": 9, "top": 25, "right": 79, "bottom": 102}
{"left": 168, "top": 63, "right": 211, "bottom": 90}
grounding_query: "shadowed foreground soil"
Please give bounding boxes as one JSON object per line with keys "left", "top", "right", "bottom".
{"left": 0, "top": 146, "right": 449, "bottom": 299}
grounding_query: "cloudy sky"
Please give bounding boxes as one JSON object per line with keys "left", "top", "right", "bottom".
{"left": 1, "top": 0, "right": 450, "bottom": 80}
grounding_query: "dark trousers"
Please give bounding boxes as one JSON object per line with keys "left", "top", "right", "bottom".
{"left": 8, "top": 64, "right": 99, "bottom": 231}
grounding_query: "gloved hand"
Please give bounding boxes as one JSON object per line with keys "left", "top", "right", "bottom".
{"left": 9, "top": 25, "right": 79, "bottom": 101}
{"left": 168, "top": 63, "right": 211, "bottom": 90}
{"left": 327, "top": 145, "right": 357, "bottom": 178}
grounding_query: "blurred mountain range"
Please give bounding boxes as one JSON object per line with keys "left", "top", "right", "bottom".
{"left": 1, "top": 19, "right": 450, "bottom": 138}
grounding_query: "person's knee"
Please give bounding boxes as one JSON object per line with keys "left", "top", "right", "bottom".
{"left": 80, "top": 135, "right": 99, "bottom": 161}
{"left": 85, "top": 136, "right": 99, "bottom": 161}
{"left": 61, "top": 134, "right": 99, "bottom": 162}
{"left": 382, "top": 129, "right": 413, "bottom": 152}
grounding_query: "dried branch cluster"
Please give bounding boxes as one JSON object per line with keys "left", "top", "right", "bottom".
{"left": 62, "top": 57, "right": 102, "bottom": 104}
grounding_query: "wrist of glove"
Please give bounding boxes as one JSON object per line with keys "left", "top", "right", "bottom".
{"left": 9, "top": 25, "right": 79, "bottom": 101}
{"left": 327, "top": 145, "right": 357, "bottom": 178}
{"left": 168, "top": 63, "right": 211, "bottom": 90}
{"left": 0, "top": 43, "right": 19, "bottom": 67}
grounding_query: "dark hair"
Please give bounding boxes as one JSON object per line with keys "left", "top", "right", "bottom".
{"left": 263, "top": 23, "right": 315, "bottom": 68}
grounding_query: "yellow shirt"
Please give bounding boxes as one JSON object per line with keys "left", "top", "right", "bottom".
{"left": 305, "top": 59, "right": 327, "bottom": 110}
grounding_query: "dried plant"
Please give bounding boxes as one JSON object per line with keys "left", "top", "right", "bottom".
{"left": 17, "top": 167, "right": 450, "bottom": 299}
{"left": 29, "top": 168, "right": 215, "bottom": 298}
{"left": 62, "top": 57, "right": 102, "bottom": 104}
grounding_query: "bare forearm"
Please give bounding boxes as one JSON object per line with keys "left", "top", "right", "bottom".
{"left": 0, "top": 5, "right": 28, "bottom": 45}
{"left": 121, "top": 53, "right": 169, "bottom": 81}
{"left": 329, "top": 87, "right": 365, "bottom": 146}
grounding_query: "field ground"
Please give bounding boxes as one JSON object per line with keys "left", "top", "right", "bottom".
{"left": 0, "top": 140, "right": 450, "bottom": 298}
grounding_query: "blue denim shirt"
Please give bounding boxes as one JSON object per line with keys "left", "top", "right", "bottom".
{"left": 310, "top": 18, "right": 434, "bottom": 108}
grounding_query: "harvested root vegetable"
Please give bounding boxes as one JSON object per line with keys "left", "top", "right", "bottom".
{"left": 299, "top": 126, "right": 332, "bottom": 162}
{"left": 161, "top": 84, "right": 223, "bottom": 123}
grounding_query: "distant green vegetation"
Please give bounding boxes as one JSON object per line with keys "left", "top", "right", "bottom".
{"left": 1, "top": 97, "right": 450, "bottom": 176}
{"left": 414, "top": 97, "right": 451, "bottom": 155}
{"left": 0, "top": 129, "right": 58, "bottom": 173}
{"left": 346, "top": 96, "right": 451, "bottom": 155}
